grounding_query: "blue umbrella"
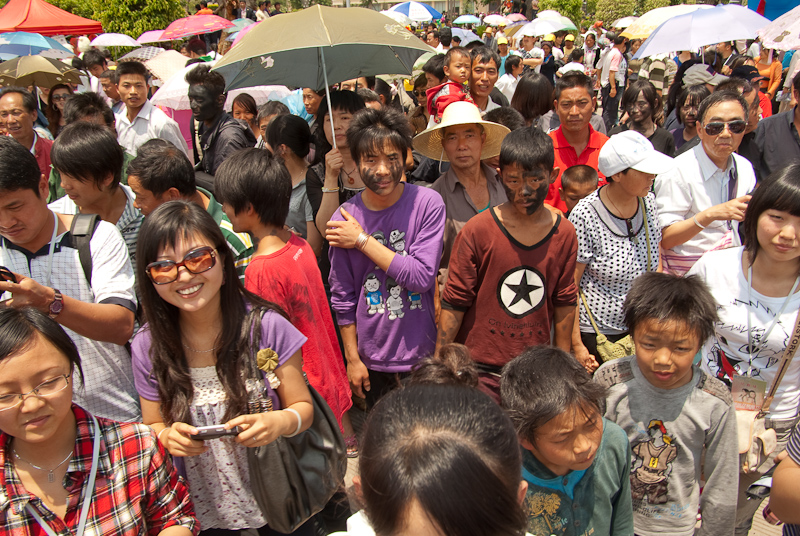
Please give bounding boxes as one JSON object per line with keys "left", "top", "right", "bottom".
{"left": 388, "top": 1, "right": 442, "bottom": 22}
{"left": 230, "top": 17, "right": 256, "bottom": 32}
{"left": 0, "top": 32, "right": 73, "bottom": 59}
{"left": 453, "top": 14, "right": 481, "bottom": 25}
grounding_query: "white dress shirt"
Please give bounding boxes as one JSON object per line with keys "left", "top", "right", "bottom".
{"left": 115, "top": 100, "right": 190, "bottom": 158}
{"left": 655, "top": 142, "right": 756, "bottom": 258}
{"left": 495, "top": 73, "right": 519, "bottom": 102}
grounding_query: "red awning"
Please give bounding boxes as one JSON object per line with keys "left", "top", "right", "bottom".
{"left": 0, "top": 0, "right": 102, "bottom": 36}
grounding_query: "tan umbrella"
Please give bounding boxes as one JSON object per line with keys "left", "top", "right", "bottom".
{"left": 212, "top": 5, "right": 434, "bottom": 147}
{"left": 0, "top": 55, "right": 79, "bottom": 87}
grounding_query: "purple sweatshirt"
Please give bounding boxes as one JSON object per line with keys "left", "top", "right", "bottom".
{"left": 329, "top": 183, "right": 445, "bottom": 372}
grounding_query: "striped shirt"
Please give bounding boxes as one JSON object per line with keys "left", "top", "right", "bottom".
{"left": 200, "top": 187, "right": 254, "bottom": 282}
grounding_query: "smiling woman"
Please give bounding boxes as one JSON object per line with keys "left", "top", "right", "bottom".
{"left": 0, "top": 307, "right": 198, "bottom": 535}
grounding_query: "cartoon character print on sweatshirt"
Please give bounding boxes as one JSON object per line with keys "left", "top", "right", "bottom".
{"left": 705, "top": 330, "right": 782, "bottom": 389}
{"left": 630, "top": 420, "right": 678, "bottom": 505}
{"left": 389, "top": 230, "right": 407, "bottom": 257}
{"left": 363, "top": 273, "right": 385, "bottom": 315}
{"left": 386, "top": 277, "right": 405, "bottom": 320}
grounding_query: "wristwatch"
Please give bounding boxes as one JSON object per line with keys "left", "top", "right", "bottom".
{"left": 49, "top": 289, "right": 63, "bottom": 319}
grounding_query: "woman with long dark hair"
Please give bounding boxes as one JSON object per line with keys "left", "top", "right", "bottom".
{"left": 132, "top": 201, "right": 314, "bottom": 536}
{"left": 670, "top": 84, "right": 710, "bottom": 151}
{"left": 688, "top": 164, "right": 800, "bottom": 534}
{"left": 610, "top": 80, "right": 675, "bottom": 156}
{"left": 510, "top": 72, "right": 553, "bottom": 128}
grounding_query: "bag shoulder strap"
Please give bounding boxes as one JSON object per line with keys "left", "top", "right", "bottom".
{"left": 579, "top": 289, "right": 602, "bottom": 334}
{"left": 69, "top": 214, "right": 99, "bottom": 285}
{"left": 640, "top": 197, "right": 652, "bottom": 271}
{"left": 760, "top": 308, "right": 800, "bottom": 416}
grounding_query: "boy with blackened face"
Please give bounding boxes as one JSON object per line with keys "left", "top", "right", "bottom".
{"left": 437, "top": 127, "right": 580, "bottom": 401}
{"left": 327, "top": 108, "right": 445, "bottom": 408}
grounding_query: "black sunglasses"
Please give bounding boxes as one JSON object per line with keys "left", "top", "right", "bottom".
{"left": 702, "top": 120, "right": 747, "bottom": 136}
{"left": 146, "top": 246, "right": 217, "bottom": 285}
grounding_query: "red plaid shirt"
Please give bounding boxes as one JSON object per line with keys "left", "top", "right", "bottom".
{"left": 0, "top": 405, "right": 198, "bottom": 536}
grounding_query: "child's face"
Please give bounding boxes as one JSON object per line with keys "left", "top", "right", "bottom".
{"left": 559, "top": 181, "right": 597, "bottom": 213}
{"left": 500, "top": 162, "right": 556, "bottom": 217}
{"left": 521, "top": 404, "right": 603, "bottom": 477}
{"left": 444, "top": 54, "right": 471, "bottom": 85}
{"left": 633, "top": 318, "right": 700, "bottom": 390}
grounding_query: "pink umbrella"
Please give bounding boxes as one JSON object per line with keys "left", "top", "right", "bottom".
{"left": 232, "top": 21, "right": 259, "bottom": 46}
{"left": 162, "top": 15, "right": 234, "bottom": 40}
{"left": 506, "top": 13, "right": 528, "bottom": 22}
{"left": 137, "top": 30, "right": 168, "bottom": 44}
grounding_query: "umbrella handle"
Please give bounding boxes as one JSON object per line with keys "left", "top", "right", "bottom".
{"left": 320, "top": 47, "right": 336, "bottom": 149}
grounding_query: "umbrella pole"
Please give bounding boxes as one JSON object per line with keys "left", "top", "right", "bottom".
{"left": 320, "top": 47, "right": 337, "bottom": 149}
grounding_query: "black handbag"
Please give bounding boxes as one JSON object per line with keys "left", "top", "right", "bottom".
{"left": 246, "top": 380, "right": 347, "bottom": 534}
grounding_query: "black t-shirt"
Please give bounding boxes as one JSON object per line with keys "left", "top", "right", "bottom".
{"left": 608, "top": 123, "right": 676, "bottom": 157}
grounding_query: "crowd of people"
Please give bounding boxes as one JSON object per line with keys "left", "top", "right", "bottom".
{"left": 3, "top": 6, "right": 800, "bottom": 536}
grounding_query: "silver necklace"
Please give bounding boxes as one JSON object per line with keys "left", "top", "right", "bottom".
{"left": 14, "top": 449, "right": 73, "bottom": 483}
{"left": 182, "top": 342, "right": 219, "bottom": 353}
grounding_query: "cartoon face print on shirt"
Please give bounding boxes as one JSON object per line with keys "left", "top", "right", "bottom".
{"left": 630, "top": 420, "right": 678, "bottom": 505}
{"left": 496, "top": 265, "right": 546, "bottom": 319}
{"left": 386, "top": 277, "right": 405, "bottom": 320}
{"left": 389, "top": 230, "right": 407, "bottom": 256}
{"left": 363, "top": 273, "right": 385, "bottom": 315}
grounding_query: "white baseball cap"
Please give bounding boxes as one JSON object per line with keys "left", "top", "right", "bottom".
{"left": 598, "top": 130, "right": 675, "bottom": 177}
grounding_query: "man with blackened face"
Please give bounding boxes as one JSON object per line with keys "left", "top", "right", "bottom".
{"left": 436, "top": 127, "right": 579, "bottom": 401}
{"left": 185, "top": 64, "right": 256, "bottom": 175}
{"left": 325, "top": 107, "right": 446, "bottom": 408}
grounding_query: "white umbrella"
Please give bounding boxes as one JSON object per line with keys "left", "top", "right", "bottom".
{"left": 517, "top": 18, "right": 567, "bottom": 37}
{"left": 151, "top": 62, "right": 291, "bottom": 110}
{"left": 483, "top": 14, "right": 508, "bottom": 26}
{"left": 759, "top": 4, "right": 800, "bottom": 50}
{"left": 535, "top": 10, "right": 576, "bottom": 29}
{"left": 621, "top": 4, "right": 712, "bottom": 40}
{"left": 90, "top": 33, "right": 141, "bottom": 48}
{"left": 451, "top": 27, "right": 481, "bottom": 46}
{"left": 380, "top": 10, "right": 413, "bottom": 26}
{"left": 634, "top": 4, "right": 771, "bottom": 59}
{"left": 612, "top": 16, "right": 638, "bottom": 29}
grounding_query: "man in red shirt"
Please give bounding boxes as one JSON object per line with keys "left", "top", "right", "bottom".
{"left": 546, "top": 72, "right": 608, "bottom": 213}
{"left": 0, "top": 88, "right": 52, "bottom": 177}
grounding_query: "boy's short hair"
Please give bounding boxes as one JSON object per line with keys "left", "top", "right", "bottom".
{"left": 561, "top": 164, "right": 598, "bottom": 190}
{"left": 115, "top": 60, "right": 149, "bottom": 82}
{"left": 422, "top": 54, "right": 446, "bottom": 83}
{"left": 624, "top": 272, "right": 719, "bottom": 345}
{"left": 484, "top": 106, "right": 526, "bottom": 132}
{"left": 63, "top": 91, "right": 114, "bottom": 127}
{"left": 499, "top": 126, "right": 554, "bottom": 173}
{"left": 357, "top": 87, "right": 381, "bottom": 105}
{"left": 346, "top": 107, "right": 412, "bottom": 166}
{"left": 504, "top": 54, "right": 522, "bottom": 73}
{"left": 569, "top": 48, "right": 585, "bottom": 63}
{"left": 214, "top": 148, "right": 290, "bottom": 227}
{"left": 51, "top": 122, "right": 124, "bottom": 189}
{"left": 0, "top": 136, "right": 41, "bottom": 195}
{"left": 501, "top": 346, "right": 607, "bottom": 444}
{"left": 185, "top": 63, "right": 226, "bottom": 99}
{"left": 82, "top": 49, "right": 106, "bottom": 69}
{"left": 127, "top": 139, "right": 196, "bottom": 197}
{"left": 444, "top": 46, "right": 470, "bottom": 67}
{"left": 98, "top": 69, "right": 117, "bottom": 83}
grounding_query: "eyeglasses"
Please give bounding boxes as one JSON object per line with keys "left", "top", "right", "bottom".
{"left": 702, "top": 120, "right": 747, "bottom": 136}
{"left": 51, "top": 94, "right": 70, "bottom": 102}
{"left": 0, "top": 375, "right": 70, "bottom": 412}
{"left": 145, "top": 246, "right": 217, "bottom": 285}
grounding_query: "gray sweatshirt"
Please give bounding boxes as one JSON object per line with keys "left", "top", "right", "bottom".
{"left": 595, "top": 356, "right": 738, "bottom": 536}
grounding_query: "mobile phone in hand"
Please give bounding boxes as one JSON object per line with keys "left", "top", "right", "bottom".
{"left": 0, "top": 267, "right": 16, "bottom": 283}
{"left": 193, "top": 425, "right": 243, "bottom": 440}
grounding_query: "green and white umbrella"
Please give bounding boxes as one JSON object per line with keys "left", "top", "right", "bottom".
{"left": 212, "top": 5, "right": 434, "bottom": 146}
